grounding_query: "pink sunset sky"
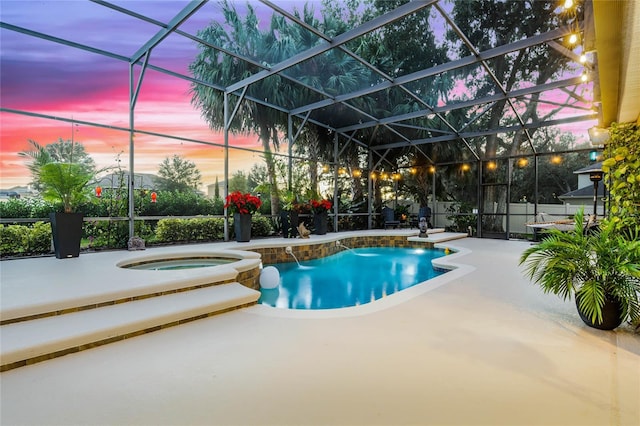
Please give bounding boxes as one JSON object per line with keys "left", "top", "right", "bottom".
{"left": 0, "top": 0, "right": 596, "bottom": 192}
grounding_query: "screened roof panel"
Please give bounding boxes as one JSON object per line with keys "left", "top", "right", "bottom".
{"left": 2, "top": 0, "right": 162, "bottom": 58}
{"left": 108, "top": 0, "right": 193, "bottom": 24}
{"left": 1, "top": 0, "right": 600, "bottom": 166}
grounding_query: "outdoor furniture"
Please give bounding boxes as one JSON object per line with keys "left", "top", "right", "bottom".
{"left": 382, "top": 206, "right": 400, "bottom": 229}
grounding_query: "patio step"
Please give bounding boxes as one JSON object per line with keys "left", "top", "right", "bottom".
{"left": 0, "top": 283, "right": 260, "bottom": 371}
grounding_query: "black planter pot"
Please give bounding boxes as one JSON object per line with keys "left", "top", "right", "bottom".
{"left": 233, "top": 213, "right": 252, "bottom": 242}
{"left": 313, "top": 211, "right": 328, "bottom": 235}
{"left": 575, "top": 294, "right": 624, "bottom": 330}
{"left": 49, "top": 212, "right": 84, "bottom": 259}
{"left": 280, "top": 210, "right": 299, "bottom": 238}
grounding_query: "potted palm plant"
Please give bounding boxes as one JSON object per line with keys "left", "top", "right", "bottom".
{"left": 39, "top": 162, "right": 95, "bottom": 258}
{"left": 519, "top": 209, "right": 640, "bottom": 330}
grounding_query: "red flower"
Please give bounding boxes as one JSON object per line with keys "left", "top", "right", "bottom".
{"left": 224, "top": 191, "right": 262, "bottom": 215}
{"left": 310, "top": 198, "right": 332, "bottom": 214}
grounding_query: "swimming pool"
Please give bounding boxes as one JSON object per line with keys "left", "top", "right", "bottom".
{"left": 259, "top": 247, "right": 448, "bottom": 310}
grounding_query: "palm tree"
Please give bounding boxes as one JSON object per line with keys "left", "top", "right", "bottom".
{"left": 190, "top": 0, "right": 296, "bottom": 215}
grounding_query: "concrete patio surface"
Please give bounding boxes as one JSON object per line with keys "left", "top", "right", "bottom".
{"left": 1, "top": 234, "right": 638, "bottom": 425}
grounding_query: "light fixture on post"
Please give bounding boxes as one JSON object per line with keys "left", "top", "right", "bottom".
{"left": 589, "top": 168, "right": 603, "bottom": 217}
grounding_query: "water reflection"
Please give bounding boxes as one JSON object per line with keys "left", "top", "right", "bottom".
{"left": 259, "top": 247, "right": 448, "bottom": 310}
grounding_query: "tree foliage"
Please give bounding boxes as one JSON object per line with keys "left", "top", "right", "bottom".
{"left": 157, "top": 155, "right": 202, "bottom": 192}
{"left": 19, "top": 138, "right": 97, "bottom": 191}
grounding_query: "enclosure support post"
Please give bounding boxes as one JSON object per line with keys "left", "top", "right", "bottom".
{"left": 333, "top": 132, "right": 339, "bottom": 232}
{"left": 223, "top": 92, "right": 229, "bottom": 241}
{"left": 368, "top": 151, "right": 373, "bottom": 229}
{"left": 476, "top": 160, "right": 482, "bottom": 238}
{"left": 287, "top": 115, "right": 293, "bottom": 191}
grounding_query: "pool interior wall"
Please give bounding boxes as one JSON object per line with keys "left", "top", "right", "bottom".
{"left": 249, "top": 235, "right": 435, "bottom": 265}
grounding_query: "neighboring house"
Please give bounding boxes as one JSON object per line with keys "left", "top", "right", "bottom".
{"left": 206, "top": 180, "right": 225, "bottom": 199}
{"left": 95, "top": 172, "right": 159, "bottom": 190}
{"left": 558, "top": 162, "right": 608, "bottom": 213}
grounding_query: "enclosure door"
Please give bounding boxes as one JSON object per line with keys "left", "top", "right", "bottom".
{"left": 480, "top": 183, "right": 509, "bottom": 240}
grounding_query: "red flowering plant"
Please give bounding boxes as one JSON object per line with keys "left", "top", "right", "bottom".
{"left": 310, "top": 198, "right": 332, "bottom": 214}
{"left": 224, "top": 191, "right": 262, "bottom": 215}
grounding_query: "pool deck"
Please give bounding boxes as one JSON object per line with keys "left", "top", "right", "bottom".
{"left": 1, "top": 230, "right": 639, "bottom": 425}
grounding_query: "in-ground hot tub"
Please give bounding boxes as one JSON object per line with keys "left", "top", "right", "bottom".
{"left": 116, "top": 250, "right": 263, "bottom": 290}
{"left": 119, "top": 256, "right": 237, "bottom": 271}
{"left": 117, "top": 251, "right": 250, "bottom": 271}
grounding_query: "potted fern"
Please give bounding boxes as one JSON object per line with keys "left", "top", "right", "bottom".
{"left": 39, "top": 162, "right": 95, "bottom": 258}
{"left": 519, "top": 209, "right": 640, "bottom": 330}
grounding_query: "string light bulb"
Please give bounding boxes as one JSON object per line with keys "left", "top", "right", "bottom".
{"left": 568, "top": 33, "right": 578, "bottom": 45}
{"left": 579, "top": 53, "right": 587, "bottom": 63}
{"left": 581, "top": 71, "right": 588, "bottom": 82}
{"left": 564, "top": 0, "right": 574, "bottom": 9}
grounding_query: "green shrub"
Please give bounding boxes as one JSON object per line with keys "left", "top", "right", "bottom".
{"left": 155, "top": 218, "right": 191, "bottom": 242}
{"left": 188, "top": 217, "right": 224, "bottom": 241}
{"left": 0, "top": 222, "right": 52, "bottom": 257}
{"left": 249, "top": 214, "right": 274, "bottom": 237}
{"left": 28, "top": 221, "right": 53, "bottom": 253}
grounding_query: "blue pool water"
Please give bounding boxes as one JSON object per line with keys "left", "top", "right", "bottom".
{"left": 259, "top": 247, "right": 448, "bottom": 310}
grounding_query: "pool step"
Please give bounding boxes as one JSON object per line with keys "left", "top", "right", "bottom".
{"left": 408, "top": 232, "right": 468, "bottom": 244}
{"left": 0, "top": 283, "right": 260, "bottom": 372}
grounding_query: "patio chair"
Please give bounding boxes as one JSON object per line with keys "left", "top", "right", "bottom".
{"left": 382, "top": 206, "right": 400, "bottom": 229}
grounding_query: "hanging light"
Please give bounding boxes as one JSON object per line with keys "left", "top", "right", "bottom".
{"left": 581, "top": 71, "right": 588, "bottom": 82}
{"left": 429, "top": 166, "right": 436, "bottom": 174}
{"left": 579, "top": 53, "right": 587, "bottom": 63}
{"left": 352, "top": 169, "right": 362, "bottom": 178}
{"left": 486, "top": 161, "right": 497, "bottom": 170}
{"left": 564, "top": 0, "right": 574, "bottom": 9}
{"left": 550, "top": 156, "right": 563, "bottom": 165}
{"left": 518, "top": 158, "right": 529, "bottom": 168}
{"left": 461, "top": 164, "right": 470, "bottom": 172}
{"left": 568, "top": 33, "right": 578, "bottom": 45}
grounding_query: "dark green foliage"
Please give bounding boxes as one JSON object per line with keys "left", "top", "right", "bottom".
{"left": 148, "top": 191, "right": 218, "bottom": 216}
{"left": 249, "top": 214, "right": 274, "bottom": 238}
{"left": 446, "top": 202, "right": 477, "bottom": 233}
{"left": 0, "top": 198, "right": 54, "bottom": 218}
{"left": 84, "top": 220, "right": 153, "bottom": 250}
